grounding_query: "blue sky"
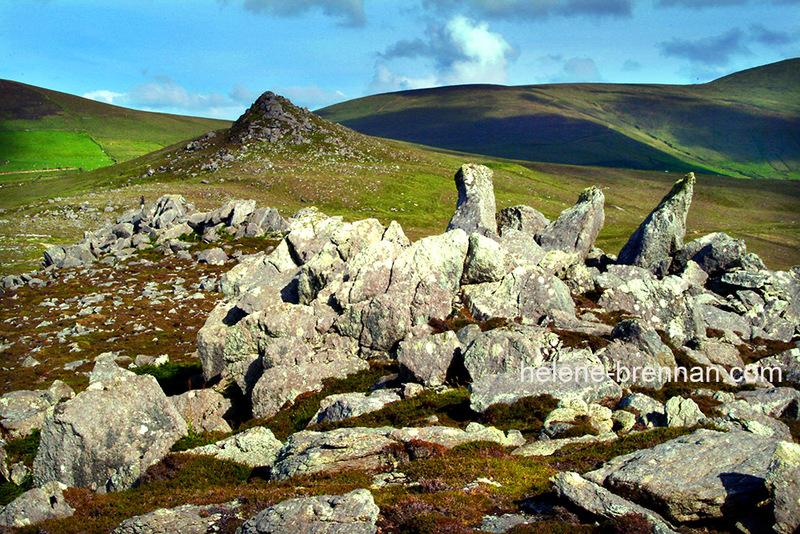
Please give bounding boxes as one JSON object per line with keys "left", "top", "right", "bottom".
{"left": 2, "top": 0, "right": 798, "bottom": 119}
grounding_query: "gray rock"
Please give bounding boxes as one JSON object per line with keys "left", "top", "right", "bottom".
{"left": 535, "top": 186, "right": 605, "bottom": 260}
{"left": 496, "top": 205, "right": 549, "bottom": 236}
{"left": 447, "top": 163, "right": 497, "bottom": 235}
{"left": 0, "top": 381, "right": 75, "bottom": 438}
{"left": 497, "top": 227, "right": 546, "bottom": 268}
{"left": 598, "top": 318, "right": 676, "bottom": 390}
{"left": 397, "top": 330, "right": 462, "bottom": 387}
{"left": 618, "top": 393, "right": 666, "bottom": 428}
{"left": 197, "top": 247, "right": 229, "bottom": 266}
{"left": 765, "top": 441, "right": 800, "bottom": 534}
{"left": 229, "top": 199, "right": 257, "bottom": 227}
{"left": 309, "top": 389, "right": 401, "bottom": 425}
{"left": 617, "top": 172, "right": 695, "bottom": 269}
{"left": 552, "top": 472, "right": 678, "bottom": 534}
{"left": 462, "top": 325, "right": 558, "bottom": 383}
{"left": 585, "top": 429, "right": 777, "bottom": 523}
{"left": 237, "top": 489, "right": 379, "bottom": 534}
{"left": 33, "top": 374, "right": 188, "bottom": 493}
{"left": 462, "top": 265, "right": 575, "bottom": 324}
{"left": 170, "top": 389, "right": 233, "bottom": 433}
{"left": 246, "top": 206, "right": 289, "bottom": 235}
{"left": 758, "top": 348, "right": 800, "bottom": 386}
{"left": 187, "top": 427, "right": 282, "bottom": 468}
{"left": 665, "top": 396, "right": 704, "bottom": 427}
{"left": 470, "top": 355, "right": 622, "bottom": 413}
{"left": 513, "top": 432, "right": 617, "bottom": 457}
{"left": 60, "top": 243, "right": 96, "bottom": 268}
{"left": 462, "top": 232, "right": 516, "bottom": 284}
{"left": 43, "top": 245, "right": 66, "bottom": 267}
{"left": 113, "top": 501, "right": 240, "bottom": 534}
{"left": 0, "top": 481, "right": 74, "bottom": 528}
{"left": 89, "top": 353, "right": 134, "bottom": 384}
{"left": 734, "top": 387, "right": 800, "bottom": 419}
{"left": 671, "top": 232, "right": 746, "bottom": 276}
{"left": 480, "top": 513, "right": 537, "bottom": 534}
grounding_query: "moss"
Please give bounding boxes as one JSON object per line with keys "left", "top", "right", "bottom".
{"left": 558, "top": 415, "right": 599, "bottom": 439}
{"left": 171, "top": 429, "right": 231, "bottom": 452}
{"left": 6, "top": 429, "right": 41, "bottom": 467}
{"left": 595, "top": 513, "right": 654, "bottom": 534}
{"left": 480, "top": 395, "right": 559, "bottom": 437}
{"left": 0, "top": 477, "right": 32, "bottom": 506}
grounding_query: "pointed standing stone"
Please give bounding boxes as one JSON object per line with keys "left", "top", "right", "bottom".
{"left": 617, "top": 172, "right": 695, "bottom": 268}
{"left": 447, "top": 164, "right": 497, "bottom": 235}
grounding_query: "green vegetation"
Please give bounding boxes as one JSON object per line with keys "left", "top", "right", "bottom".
{"left": 319, "top": 58, "right": 800, "bottom": 181}
{"left": 132, "top": 362, "right": 204, "bottom": 396}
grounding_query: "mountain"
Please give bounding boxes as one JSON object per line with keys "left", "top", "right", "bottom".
{"left": 0, "top": 79, "right": 230, "bottom": 175}
{"left": 318, "top": 59, "right": 800, "bottom": 180}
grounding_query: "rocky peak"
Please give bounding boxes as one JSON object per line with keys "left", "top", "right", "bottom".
{"left": 229, "top": 91, "right": 316, "bottom": 145}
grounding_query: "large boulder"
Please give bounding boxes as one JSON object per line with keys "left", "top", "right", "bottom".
{"left": 597, "top": 319, "right": 676, "bottom": 389}
{"left": 585, "top": 429, "right": 777, "bottom": 523}
{"left": 462, "top": 232, "right": 517, "bottom": 284}
{"left": 496, "top": 205, "right": 549, "bottom": 236}
{"left": 446, "top": 164, "right": 497, "bottom": 235}
{"left": 535, "top": 186, "right": 605, "bottom": 260}
{"left": 0, "top": 381, "right": 74, "bottom": 438}
{"left": 112, "top": 502, "right": 240, "bottom": 534}
{"left": 617, "top": 172, "right": 695, "bottom": 269}
{"left": 309, "top": 389, "right": 402, "bottom": 425}
{"left": 169, "top": 389, "right": 233, "bottom": 433}
{"left": 33, "top": 374, "right": 188, "bottom": 493}
{"left": 397, "top": 330, "right": 462, "bottom": 387}
{"left": 766, "top": 441, "right": 800, "bottom": 534}
{"left": 671, "top": 232, "right": 746, "bottom": 276}
{"left": 238, "top": 489, "right": 379, "bottom": 534}
{"left": 461, "top": 325, "right": 559, "bottom": 383}
{"left": 0, "top": 481, "right": 74, "bottom": 528}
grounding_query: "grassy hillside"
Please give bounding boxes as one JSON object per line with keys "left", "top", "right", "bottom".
{"left": 1, "top": 91, "right": 798, "bottom": 276}
{"left": 0, "top": 80, "right": 230, "bottom": 175}
{"left": 318, "top": 59, "right": 800, "bottom": 180}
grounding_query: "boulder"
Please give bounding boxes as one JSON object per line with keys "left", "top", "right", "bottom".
{"left": 446, "top": 164, "right": 497, "bottom": 235}
{"left": 0, "top": 381, "right": 75, "bottom": 438}
{"left": 664, "top": 396, "right": 704, "bottom": 427}
{"left": 238, "top": 489, "right": 379, "bottom": 534}
{"left": 765, "top": 441, "right": 800, "bottom": 534}
{"left": 617, "top": 172, "right": 695, "bottom": 269}
{"left": 112, "top": 502, "right": 240, "bottom": 534}
{"left": 0, "top": 481, "right": 74, "bottom": 528}
{"left": 196, "top": 247, "right": 229, "bottom": 266}
{"left": 618, "top": 393, "right": 666, "bottom": 428}
{"left": 535, "top": 186, "right": 605, "bottom": 260}
{"left": 462, "top": 232, "right": 516, "bottom": 284}
{"left": 496, "top": 205, "right": 549, "bottom": 236}
{"left": 598, "top": 319, "right": 676, "bottom": 390}
{"left": 170, "top": 389, "right": 233, "bottom": 433}
{"left": 514, "top": 433, "right": 617, "bottom": 457}
{"left": 462, "top": 325, "right": 558, "bottom": 383}
{"left": 671, "top": 232, "right": 746, "bottom": 276}
{"left": 758, "top": 348, "right": 800, "bottom": 386}
{"left": 552, "top": 472, "right": 678, "bottom": 534}
{"left": 187, "top": 427, "right": 282, "bottom": 468}
{"left": 497, "top": 227, "right": 546, "bottom": 268}
{"left": 397, "top": 330, "right": 462, "bottom": 387}
{"left": 33, "top": 374, "right": 188, "bottom": 493}
{"left": 585, "top": 429, "right": 777, "bottom": 523}
{"left": 309, "top": 389, "right": 402, "bottom": 425}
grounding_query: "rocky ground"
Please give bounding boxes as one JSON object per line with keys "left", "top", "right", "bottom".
{"left": 0, "top": 160, "right": 798, "bottom": 533}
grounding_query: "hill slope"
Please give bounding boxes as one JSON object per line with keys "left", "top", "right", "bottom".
{"left": 0, "top": 80, "right": 230, "bottom": 174}
{"left": 318, "top": 59, "right": 800, "bottom": 180}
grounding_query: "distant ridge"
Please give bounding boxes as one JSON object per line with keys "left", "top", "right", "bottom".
{"left": 319, "top": 59, "right": 800, "bottom": 180}
{"left": 0, "top": 79, "right": 230, "bottom": 174}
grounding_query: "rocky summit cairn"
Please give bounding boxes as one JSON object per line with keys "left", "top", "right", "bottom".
{"left": 228, "top": 91, "right": 315, "bottom": 145}
{"left": 617, "top": 172, "right": 695, "bottom": 270}
{"left": 447, "top": 163, "right": 497, "bottom": 235}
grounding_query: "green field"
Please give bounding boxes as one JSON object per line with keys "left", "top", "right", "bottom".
{"left": 0, "top": 130, "right": 113, "bottom": 173}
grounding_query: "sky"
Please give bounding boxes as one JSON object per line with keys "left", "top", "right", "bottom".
{"left": 1, "top": 0, "right": 798, "bottom": 120}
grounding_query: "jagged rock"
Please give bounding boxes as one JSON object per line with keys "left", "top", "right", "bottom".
{"left": 758, "top": 348, "right": 800, "bottom": 386}
{"left": 0, "top": 380, "right": 75, "bottom": 438}
{"left": 60, "top": 243, "right": 96, "bottom": 268}
{"left": 470, "top": 354, "right": 622, "bottom": 413}
{"left": 238, "top": 489, "right": 379, "bottom": 534}
{"left": 187, "top": 427, "right": 282, "bottom": 468}
{"left": 552, "top": 472, "right": 678, "bottom": 534}
{"left": 733, "top": 387, "right": 799, "bottom": 419}
{"left": 112, "top": 501, "right": 241, "bottom": 534}
{"left": 585, "top": 429, "right": 777, "bottom": 523}
{"left": 462, "top": 325, "right": 559, "bottom": 383}
{"left": 535, "top": 187, "right": 605, "bottom": 260}
{"left": 497, "top": 227, "right": 547, "bottom": 268}
{"left": 397, "top": 330, "right": 462, "bottom": 387}
{"left": 33, "top": 374, "right": 188, "bottom": 493}
{"left": 461, "top": 265, "right": 575, "bottom": 324}
{"left": 671, "top": 232, "right": 746, "bottom": 276}
{"left": 765, "top": 441, "right": 800, "bottom": 534}
{"left": 618, "top": 393, "right": 666, "bottom": 428}
{"left": 196, "top": 247, "right": 228, "bottom": 265}
{"left": 447, "top": 164, "right": 497, "bottom": 235}
{"left": 0, "top": 481, "right": 74, "bottom": 528}
{"left": 89, "top": 353, "right": 133, "bottom": 384}
{"left": 462, "top": 232, "right": 517, "bottom": 284}
{"left": 665, "top": 396, "right": 704, "bottom": 427}
{"left": 617, "top": 172, "right": 695, "bottom": 269}
{"left": 514, "top": 432, "right": 617, "bottom": 457}
{"left": 496, "top": 205, "right": 549, "bottom": 236}
{"left": 598, "top": 318, "right": 676, "bottom": 389}
{"left": 244, "top": 206, "right": 289, "bottom": 237}
{"left": 170, "top": 389, "right": 232, "bottom": 433}
{"left": 309, "top": 389, "right": 401, "bottom": 425}
{"left": 612, "top": 410, "right": 637, "bottom": 433}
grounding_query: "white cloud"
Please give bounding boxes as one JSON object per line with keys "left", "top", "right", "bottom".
{"left": 373, "top": 15, "right": 516, "bottom": 92}
{"left": 82, "top": 89, "right": 125, "bottom": 105}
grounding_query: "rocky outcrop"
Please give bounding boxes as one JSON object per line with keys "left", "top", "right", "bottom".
{"left": 238, "top": 489, "right": 379, "bottom": 534}
{"left": 535, "top": 186, "right": 605, "bottom": 260}
{"left": 585, "top": 429, "right": 777, "bottom": 523}
{"left": 0, "top": 481, "right": 74, "bottom": 528}
{"left": 170, "top": 389, "right": 232, "bottom": 433}
{"left": 617, "top": 172, "right": 694, "bottom": 269}
{"left": 447, "top": 164, "right": 497, "bottom": 235}
{"left": 397, "top": 330, "right": 462, "bottom": 387}
{"left": 33, "top": 373, "right": 188, "bottom": 493}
